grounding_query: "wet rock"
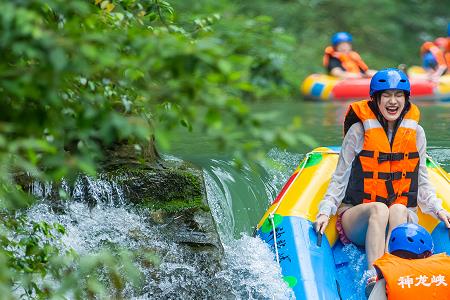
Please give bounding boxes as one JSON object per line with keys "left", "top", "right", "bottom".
{"left": 19, "top": 144, "right": 225, "bottom": 297}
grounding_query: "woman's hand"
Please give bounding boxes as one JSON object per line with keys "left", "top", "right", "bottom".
{"left": 315, "top": 214, "right": 330, "bottom": 234}
{"left": 437, "top": 209, "right": 450, "bottom": 228}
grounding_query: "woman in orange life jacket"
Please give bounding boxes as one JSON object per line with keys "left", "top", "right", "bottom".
{"left": 368, "top": 223, "right": 450, "bottom": 300}
{"left": 323, "top": 32, "right": 377, "bottom": 79}
{"left": 313, "top": 68, "right": 450, "bottom": 293}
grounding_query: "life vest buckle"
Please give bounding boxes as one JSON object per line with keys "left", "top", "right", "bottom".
{"left": 377, "top": 152, "right": 404, "bottom": 163}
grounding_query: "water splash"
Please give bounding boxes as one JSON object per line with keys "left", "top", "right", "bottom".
{"left": 31, "top": 175, "right": 126, "bottom": 208}
{"left": 203, "top": 165, "right": 295, "bottom": 298}
{"left": 206, "top": 160, "right": 237, "bottom": 240}
{"left": 340, "top": 244, "right": 369, "bottom": 300}
{"left": 26, "top": 162, "right": 294, "bottom": 299}
{"left": 213, "top": 234, "right": 295, "bottom": 300}
{"left": 428, "top": 147, "right": 450, "bottom": 171}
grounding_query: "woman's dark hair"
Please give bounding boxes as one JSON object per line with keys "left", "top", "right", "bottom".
{"left": 391, "top": 250, "right": 433, "bottom": 259}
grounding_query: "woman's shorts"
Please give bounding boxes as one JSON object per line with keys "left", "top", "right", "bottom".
{"left": 336, "top": 207, "right": 352, "bottom": 245}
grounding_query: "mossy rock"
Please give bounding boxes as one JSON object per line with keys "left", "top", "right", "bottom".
{"left": 109, "top": 161, "right": 207, "bottom": 213}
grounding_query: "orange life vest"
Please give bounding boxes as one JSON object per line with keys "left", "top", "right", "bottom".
{"left": 445, "top": 52, "right": 450, "bottom": 68}
{"left": 343, "top": 100, "right": 420, "bottom": 207}
{"left": 374, "top": 253, "right": 450, "bottom": 300}
{"left": 420, "top": 41, "right": 448, "bottom": 68}
{"left": 323, "top": 46, "right": 369, "bottom": 73}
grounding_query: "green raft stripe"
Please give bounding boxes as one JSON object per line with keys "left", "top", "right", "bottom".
{"left": 260, "top": 214, "right": 283, "bottom": 233}
{"left": 300, "top": 152, "right": 323, "bottom": 168}
{"left": 283, "top": 275, "right": 298, "bottom": 288}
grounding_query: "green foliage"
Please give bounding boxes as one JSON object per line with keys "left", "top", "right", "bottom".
{"left": 0, "top": 0, "right": 308, "bottom": 298}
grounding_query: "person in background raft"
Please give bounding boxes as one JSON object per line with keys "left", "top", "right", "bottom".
{"left": 419, "top": 22, "right": 450, "bottom": 81}
{"left": 323, "top": 32, "right": 377, "bottom": 79}
{"left": 368, "top": 223, "right": 450, "bottom": 300}
{"left": 313, "top": 68, "right": 450, "bottom": 296}
{"left": 422, "top": 52, "right": 439, "bottom": 72}
{"left": 420, "top": 38, "right": 448, "bottom": 81}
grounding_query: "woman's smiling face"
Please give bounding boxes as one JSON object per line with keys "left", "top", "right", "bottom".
{"left": 377, "top": 89, "right": 406, "bottom": 123}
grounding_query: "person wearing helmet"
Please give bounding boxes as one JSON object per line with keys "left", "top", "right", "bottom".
{"left": 323, "top": 32, "right": 376, "bottom": 79}
{"left": 367, "top": 223, "right": 450, "bottom": 300}
{"left": 420, "top": 40, "right": 448, "bottom": 80}
{"left": 314, "top": 68, "right": 450, "bottom": 296}
{"left": 434, "top": 37, "right": 450, "bottom": 71}
{"left": 418, "top": 23, "right": 450, "bottom": 81}
{"left": 422, "top": 52, "right": 438, "bottom": 71}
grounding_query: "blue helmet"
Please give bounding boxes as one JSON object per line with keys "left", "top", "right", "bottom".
{"left": 388, "top": 223, "right": 434, "bottom": 255}
{"left": 422, "top": 52, "right": 437, "bottom": 70}
{"left": 369, "top": 68, "right": 410, "bottom": 96}
{"left": 331, "top": 32, "right": 353, "bottom": 46}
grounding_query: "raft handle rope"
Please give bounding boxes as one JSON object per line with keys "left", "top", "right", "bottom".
{"left": 426, "top": 154, "right": 450, "bottom": 183}
{"left": 267, "top": 150, "right": 339, "bottom": 264}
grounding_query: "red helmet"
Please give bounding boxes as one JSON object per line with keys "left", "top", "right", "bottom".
{"left": 434, "top": 37, "right": 448, "bottom": 49}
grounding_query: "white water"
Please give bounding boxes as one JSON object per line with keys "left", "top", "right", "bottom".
{"left": 27, "top": 156, "right": 294, "bottom": 299}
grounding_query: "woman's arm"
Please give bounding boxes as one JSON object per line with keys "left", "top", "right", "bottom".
{"left": 317, "top": 123, "right": 363, "bottom": 217}
{"left": 315, "top": 124, "right": 361, "bottom": 234}
{"left": 416, "top": 126, "right": 450, "bottom": 227}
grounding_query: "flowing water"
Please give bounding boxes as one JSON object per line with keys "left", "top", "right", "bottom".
{"left": 27, "top": 101, "right": 449, "bottom": 299}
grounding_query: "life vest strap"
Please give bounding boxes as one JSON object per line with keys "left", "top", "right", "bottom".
{"left": 376, "top": 192, "right": 413, "bottom": 206}
{"left": 362, "top": 171, "right": 403, "bottom": 180}
{"left": 359, "top": 150, "right": 419, "bottom": 162}
{"left": 378, "top": 172, "right": 403, "bottom": 180}
{"left": 405, "top": 170, "right": 418, "bottom": 179}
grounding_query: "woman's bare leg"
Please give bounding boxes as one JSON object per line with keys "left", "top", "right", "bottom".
{"left": 385, "top": 204, "right": 409, "bottom": 250}
{"left": 341, "top": 202, "right": 389, "bottom": 269}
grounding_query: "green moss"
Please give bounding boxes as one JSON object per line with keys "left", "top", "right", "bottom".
{"left": 139, "top": 196, "right": 209, "bottom": 213}
{"left": 180, "top": 171, "right": 203, "bottom": 192}
{"left": 105, "top": 161, "right": 206, "bottom": 212}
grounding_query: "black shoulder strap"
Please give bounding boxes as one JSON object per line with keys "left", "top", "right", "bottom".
{"left": 343, "top": 106, "right": 361, "bottom": 136}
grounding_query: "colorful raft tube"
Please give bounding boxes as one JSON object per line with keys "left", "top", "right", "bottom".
{"left": 300, "top": 70, "right": 450, "bottom": 102}
{"left": 256, "top": 146, "right": 450, "bottom": 300}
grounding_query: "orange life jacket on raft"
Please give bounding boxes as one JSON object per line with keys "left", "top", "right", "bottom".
{"left": 323, "top": 46, "right": 369, "bottom": 73}
{"left": 373, "top": 253, "right": 450, "bottom": 300}
{"left": 420, "top": 41, "right": 449, "bottom": 68}
{"left": 342, "top": 100, "right": 420, "bottom": 207}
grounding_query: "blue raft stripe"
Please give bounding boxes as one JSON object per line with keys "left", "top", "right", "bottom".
{"left": 431, "top": 222, "right": 450, "bottom": 254}
{"left": 257, "top": 216, "right": 340, "bottom": 299}
{"left": 311, "top": 83, "right": 325, "bottom": 97}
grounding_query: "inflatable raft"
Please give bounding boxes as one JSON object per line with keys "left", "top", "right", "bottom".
{"left": 300, "top": 73, "right": 450, "bottom": 102}
{"left": 256, "top": 147, "right": 450, "bottom": 299}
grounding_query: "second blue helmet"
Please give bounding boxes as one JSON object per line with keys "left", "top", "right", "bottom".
{"left": 331, "top": 32, "right": 353, "bottom": 46}
{"left": 422, "top": 52, "right": 437, "bottom": 69}
{"left": 369, "top": 68, "right": 410, "bottom": 96}
{"left": 388, "top": 223, "right": 434, "bottom": 255}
